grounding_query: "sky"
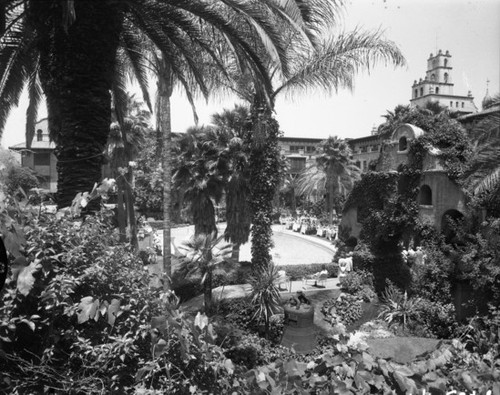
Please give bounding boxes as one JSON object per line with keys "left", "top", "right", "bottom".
{"left": 1, "top": 0, "right": 499, "bottom": 148}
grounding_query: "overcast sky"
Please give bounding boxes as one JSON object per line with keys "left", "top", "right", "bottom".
{"left": 2, "top": 0, "right": 499, "bottom": 148}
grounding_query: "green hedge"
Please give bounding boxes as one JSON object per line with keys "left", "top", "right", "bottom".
{"left": 275, "top": 262, "right": 338, "bottom": 281}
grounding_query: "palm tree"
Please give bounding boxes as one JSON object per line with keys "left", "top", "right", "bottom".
{"left": 303, "top": 136, "right": 360, "bottom": 224}
{"left": 177, "top": 232, "right": 232, "bottom": 314}
{"left": 462, "top": 94, "right": 500, "bottom": 212}
{"left": 0, "top": 0, "right": 315, "bottom": 209}
{"left": 211, "top": 105, "right": 253, "bottom": 262}
{"left": 107, "top": 94, "right": 151, "bottom": 248}
{"left": 173, "top": 127, "right": 226, "bottom": 237}
{"left": 222, "top": 26, "right": 406, "bottom": 268}
{"left": 281, "top": 173, "right": 301, "bottom": 218}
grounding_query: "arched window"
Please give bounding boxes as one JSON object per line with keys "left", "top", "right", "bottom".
{"left": 450, "top": 101, "right": 453, "bottom": 107}
{"left": 444, "top": 73, "right": 449, "bottom": 83}
{"left": 414, "top": 89, "right": 418, "bottom": 98}
{"left": 36, "top": 129, "right": 43, "bottom": 142}
{"left": 420, "top": 87, "right": 423, "bottom": 96}
{"left": 461, "top": 102, "right": 464, "bottom": 108}
{"left": 419, "top": 185, "right": 432, "bottom": 205}
{"left": 444, "top": 59, "right": 448, "bottom": 67}
{"left": 430, "top": 73, "right": 436, "bottom": 81}
{"left": 398, "top": 136, "right": 408, "bottom": 151}
{"left": 435, "top": 87, "right": 440, "bottom": 94}
{"left": 456, "top": 101, "right": 459, "bottom": 107}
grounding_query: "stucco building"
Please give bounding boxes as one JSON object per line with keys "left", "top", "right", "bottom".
{"left": 277, "top": 136, "right": 323, "bottom": 176}
{"left": 341, "top": 123, "right": 469, "bottom": 240}
{"left": 9, "top": 118, "right": 58, "bottom": 192}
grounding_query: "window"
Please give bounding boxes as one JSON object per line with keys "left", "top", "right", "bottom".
{"left": 444, "top": 72, "right": 448, "bottom": 83}
{"left": 361, "top": 146, "right": 368, "bottom": 153}
{"left": 420, "top": 87, "right": 423, "bottom": 96}
{"left": 372, "top": 145, "right": 379, "bottom": 152}
{"left": 34, "top": 153, "right": 50, "bottom": 166}
{"left": 461, "top": 102, "right": 464, "bottom": 108}
{"left": 36, "top": 129, "right": 43, "bottom": 142}
{"left": 398, "top": 136, "right": 408, "bottom": 151}
{"left": 362, "top": 161, "right": 367, "bottom": 170}
{"left": 456, "top": 101, "right": 459, "bottom": 107}
{"left": 306, "top": 146, "right": 316, "bottom": 153}
{"left": 419, "top": 185, "right": 432, "bottom": 205}
{"left": 355, "top": 161, "right": 361, "bottom": 168}
{"left": 289, "top": 157, "right": 306, "bottom": 173}
{"left": 435, "top": 87, "right": 440, "bottom": 94}
{"left": 430, "top": 73, "right": 436, "bottom": 81}
{"left": 444, "top": 59, "right": 448, "bottom": 67}
{"left": 289, "top": 145, "right": 304, "bottom": 153}
{"left": 414, "top": 89, "right": 418, "bottom": 98}
{"left": 450, "top": 101, "right": 453, "bottom": 107}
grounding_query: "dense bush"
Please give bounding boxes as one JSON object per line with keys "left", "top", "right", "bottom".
{"left": 352, "top": 242, "right": 375, "bottom": 272}
{"left": 0, "top": 209, "right": 165, "bottom": 394}
{"left": 322, "top": 293, "right": 363, "bottom": 327}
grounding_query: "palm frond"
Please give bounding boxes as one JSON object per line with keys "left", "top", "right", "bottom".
{"left": 274, "top": 28, "right": 406, "bottom": 99}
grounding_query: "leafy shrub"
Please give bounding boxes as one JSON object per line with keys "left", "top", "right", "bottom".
{"left": 340, "top": 271, "right": 375, "bottom": 302}
{"left": 340, "top": 272, "right": 364, "bottom": 294}
{"left": 0, "top": 209, "right": 165, "bottom": 394}
{"left": 411, "top": 298, "right": 458, "bottom": 338}
{"left": 461, "top": 305, "right": 500, "bottom": 356}
{"left": 410, "top": 242, "right": 453, "bottom": 303}
{"left": 322, "top": 293, "right": 363, "bottom": 327}
{"left": 352, "top": 242, "right": 375, "bottom": 272}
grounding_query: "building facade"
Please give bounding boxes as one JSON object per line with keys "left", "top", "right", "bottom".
{"left": 9, "top": 119, "right": 58, "bottom": 193}
{"left": 277, "top": 136, "right": 323, "bottom": 176}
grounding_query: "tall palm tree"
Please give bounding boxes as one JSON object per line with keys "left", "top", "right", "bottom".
{"left": 173, "top": 127, "right": 226, "bottom": 237}
{"left": 211, "top": 105, "right": 252, "bottom": 262}
{"left": 107, "top": 93, "right": 151, "bottom": 248}
{"left": 0, "top": 0, "right": 313, "bottom": 209}
{"left": 298, "top": 137, "right": 360, "bottom": 223}
{"left": 231, "top": 28, "right": 406, "bottom": 267}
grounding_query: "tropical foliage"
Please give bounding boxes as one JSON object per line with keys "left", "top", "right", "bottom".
{"left": 0, "top": 0, "right": 318, "bottom": 208}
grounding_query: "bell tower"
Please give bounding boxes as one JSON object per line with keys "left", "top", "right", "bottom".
{"left": 410, "top": 49, "right": 477, "bottom": 114}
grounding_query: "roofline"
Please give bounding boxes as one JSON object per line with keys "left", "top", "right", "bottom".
{"left": 278, "top": 136, "right": 324, "bottom": 144}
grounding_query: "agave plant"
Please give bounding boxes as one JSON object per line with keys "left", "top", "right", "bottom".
{"left": 177, "top": 232, "right": 232, "bottom": 314}
{"left": 378, "top": 282, "right": 420, "bottom": 332}
{"left": 248, "top": 263, "right": 282, "bottom": 339}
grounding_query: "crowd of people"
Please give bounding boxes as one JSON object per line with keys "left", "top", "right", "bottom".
{"left": 281, "top": 213, "right": 339, "bottom": 241}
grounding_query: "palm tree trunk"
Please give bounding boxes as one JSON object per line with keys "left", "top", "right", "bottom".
{"left": 157, "top": 57, "right": 173, "bottom": 291}
{"left": 231, "top": 244, "right": 240, "bottom": 262}
{"left": 328, "top": 180, "right": 334, "bottom": 225}
{"left": 32, "top": 2, "right": 122, "bottom": 209}
{"left": 116, "top": 187, "right": 127, "bottom": 242}
{"left": 248, "top": 96, "right": 281, "bottom": 269}
{"left": 124, "top": 177, "right": 138, "bottom": 249}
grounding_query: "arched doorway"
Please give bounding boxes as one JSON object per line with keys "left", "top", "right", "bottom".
{"left": 441, "top": 209, "right": 464, "bottom": 244}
